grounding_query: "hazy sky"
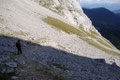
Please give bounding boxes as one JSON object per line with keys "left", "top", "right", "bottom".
{"left": 78, "top": 0, "right": 120, "bottom": 4}
{"left": 78, "top": 0, "right": 120, "bottom": 10}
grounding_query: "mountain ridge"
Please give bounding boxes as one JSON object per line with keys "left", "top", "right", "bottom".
{"left": 113, "top": 9, "right": 120, "bottom": 14}
{"left": 83, "top": 7, "right": 120, "bottom": 49}
{"left": 113, "top": 9, "right": 120, "bottom": 17}
{"left": 83, "top": 7, "right": 120, "bottom": 26}
{"left": 0, "top": 0, "right": 120, "bottom": 79}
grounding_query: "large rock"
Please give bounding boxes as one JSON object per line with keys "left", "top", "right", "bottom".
{"left": 6, "top": 62, "right": 17, "bottom": 68}
{"left": 11, "top": 76, "right": 18, "bottom": 80}
{"left": 6, "top": 68, "right": 15, "bottom": 73}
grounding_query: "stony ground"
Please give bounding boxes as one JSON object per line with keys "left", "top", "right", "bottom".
{"left": 16, "top": 55, "right": 54, "bottom": 80}
{"left": 1, "top": 36, "right": 120, "bottom": 80}
{"left": 0, "top": 0, "right": 120, "bottom": 80}
{"left": 0, "top": 36, "right": 69, "bottom": 80}
{"left": 0, "top": 45, "right": 57, "bottom": 80}
{"left": 24, "top": 43, "right": 120, "bottom": 80}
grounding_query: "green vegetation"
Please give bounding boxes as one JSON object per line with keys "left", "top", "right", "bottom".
{"left": 89, "top": 29, "right": 99, "bottom": 36}
{"left": 0, "top": 32, "right": 13, "bottom": 37}
{"left": 85, "top": 29, "right": 114, "bottom": 49}
{"left": 39, "top": 0, "right": 54, "bottom": 8}
{"left": 86, "top": 31, "right": 97, "bottom": 39}
{"left": 43, "top": 16, "right": 120, "bottom": 56}
{"left": 91, "top": 70, "right": 97, "bottom": 75}
{"left": 103, "top": 37, "right": 117, "bottom": 48}
{"left": 81, "top": 68, "right": 87, "bottom": 72}
{"left": 54, "top": 6, "right": 64, "bottom": 15}
{"left": 53, "top": 75, "right": 70, "bottom": 80}
{"left": 41, "top": 65, "right": 70, "bottom": 80}
{"left": 97, "top": 38, "right": 113, "bottom": 49}
{"left": 0, "top": 30, "right": 30, "bottom": 37}
{"left": 86, "top": 39, "right": 120, "bottom": 56}
{"left": 79, "top": 26, "right": 114, "bottom": 49}
{"left": 38, "top": 0, "right": 64, "bottom": 15}
{"left": 55, "top": 6, "right": 62, "bottom": 11}
{"left": 0, "top": 72, "right": 17, "bottom": 80}
{"left": 52, "top": 63, "right": 69, "bottom": 71}
{"left": 43, "top": 16, "right": 86, "bottom": 37}
{"left": 14, "top": 31, "right": 29, "bottom": 36}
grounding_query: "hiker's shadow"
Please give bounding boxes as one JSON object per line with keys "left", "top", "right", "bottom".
{"left": 0, "top": 35, "right": 120, "bottom": 80}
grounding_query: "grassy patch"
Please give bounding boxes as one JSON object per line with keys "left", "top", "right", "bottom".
{"left": 43, "top": 16, "right": 120, "bottom": 56}
{"left": 53, "top": 75, "right": 70, "bottom": 80}
{"left": 52, "top": 63, "right": 69, "bottom": 71}
{"left": 41, "top": 66, "right": 70, "bottom": 80}
{"left": 14, "top": 31, "right": 29, "bottom": 36}
{"left": 43, "top": 16, "right": 86, "bottom": 37}
{"left": 97, "top": 38, "right": 113, "bottom": 49}
{"left": 79, "top": 27, "right": 98, "bottom": 39}
{"left": 85, "top": 39, "right": 120, "bottom": 56}
{"left": 36, "top": 38, "right": 47, "bottom": 43}
{"left": 81, "top": 68, "right": 87, "bottom": 72}
{"left": 89, "top": 29, "right": 99, "bottom": 36}
{"left": 54, "top": 6, "right": 64, "bottom": 15}
{"left": 0, "top": 72, "right": 16, "bottom": 80}
{"left": 39, "top": 0, "right": 54, "bottom": 7}
{"left": 86, "top": 31, "right": 97, "bottom": 39}
{"left": 86, "top": 30, "right": 115, "bottom": 49}
{"left": 31, "top": 61, "right": 70, "bottom": 80}
{"left": 0, "top": 32, "right": 13, "bottom": 37}
{"left": 79, "top": 26, "right": 114, "bottom": 49}
{"left": 0, "top": 30, "right": 30, "bottom": 37}
{"left": 38, "top": 0, "right": 64, "bottom": 15}
{"left": 55, "top": 6, "right": 62, "bottom": 11}
{"left": 103, "top": 38, "right": 116, "bottom": 48}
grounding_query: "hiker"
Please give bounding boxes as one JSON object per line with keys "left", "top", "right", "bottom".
{"left": 16, "top": 40, "right": 22, "bottom": 55}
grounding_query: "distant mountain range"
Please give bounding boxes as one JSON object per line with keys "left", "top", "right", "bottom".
{"left": 113, "top": 9, "right": 120, "bottom": 17}
{"left": 117, "top": 13, "right": 120, "bottom": 17}
{"left": 83, "top": 7, "right": 120, "bottom": 49}
{"left": 113, "top": 9, "right": 120, "bottom": 14}
{"left": 79, "top": 3, "right": 120, "bottom": 11}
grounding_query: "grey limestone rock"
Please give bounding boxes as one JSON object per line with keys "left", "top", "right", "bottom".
{"left": 6, "top": 68, "right": 15, "bottom": 74}
{"left": 6, "top": 62, "right": 17, "bottom": 68}
{"left": 11, "top": 76, "right": 18, "bottom": 80}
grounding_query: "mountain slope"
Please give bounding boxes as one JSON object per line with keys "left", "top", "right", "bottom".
{"left": 83, "top": 8, "right": 120, "bottom": 27}
{"left": 83, "top": 7, "right": 120, "bottom": 49}
{"left": 117, "top": 13, "right": 120, "bottom": 17}
{"left": 0, "top": 0, "right": 120, "bottom": 79}
{"left": 113, "top": 9, "right": 120, "bottom": 14}
{"left": 113, "top": 9, "right": 120, "bottom": 17}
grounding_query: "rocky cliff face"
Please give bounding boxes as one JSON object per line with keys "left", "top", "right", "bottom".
{"left": 32, "top": 0, "right": 120, "bottom": 55}
{"left": 34, "top": 0, "right": 97, "bottom": 31}
{"left": 0, "top": 0, "right": 120, "bottom": 80}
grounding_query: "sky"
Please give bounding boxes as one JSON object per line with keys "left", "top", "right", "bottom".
{"left": 78, "top": 0, "right": 120, "bottom": 4}
{"left": 78, "top": 0, "right": 120, "bottom": 11}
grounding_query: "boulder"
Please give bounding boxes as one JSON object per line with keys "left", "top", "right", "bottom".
{"left": 6, "top": 62, "right": 17, "bottom": 68}
{"left": 11, "top": 76, "right": 18, "bottom": 80}
{"left": 6, "top": 68, "right": 14, "bottom": 73}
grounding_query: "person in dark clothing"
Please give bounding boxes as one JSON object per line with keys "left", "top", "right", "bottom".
{"left": 16, "top": 40, "right": 22, "bottom": 55}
